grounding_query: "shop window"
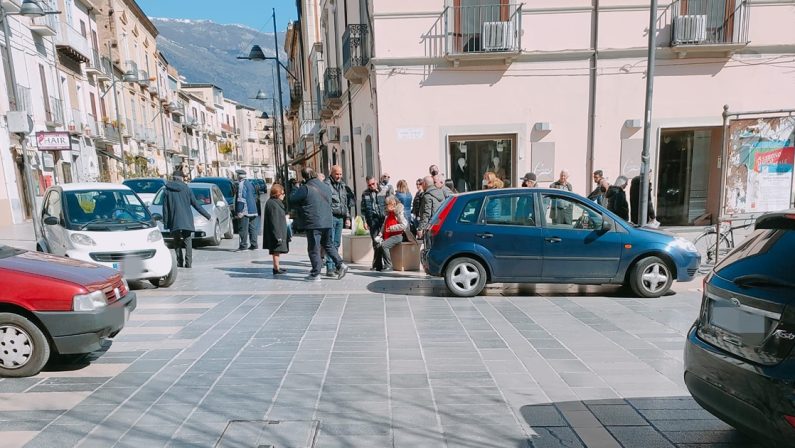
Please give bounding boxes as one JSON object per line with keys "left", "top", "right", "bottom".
{"left": 449, "top": 136, "right": 514, "bottom": 192}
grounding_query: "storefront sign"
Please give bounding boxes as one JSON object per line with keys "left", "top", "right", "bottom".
{"left": 726, "top": 116, "right": 795, "bottom": 214}
{"left": 35, "top": 131, "right": 71, "bottom": 151}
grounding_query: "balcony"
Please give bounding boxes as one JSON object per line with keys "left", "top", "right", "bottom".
{"left": 85, "top": 114, "right": 98, "bottom": 137}
{"left": 221, "top": 123, "right": 234, "bottom": 134}
{"left": 98, "top": 123, "right": 121, "bottom": 143}
{"left": 137, "top": 70, "right": 150, "bottom": 87}
{"left": 46, "top": 96, "right": 64, "bottom": 126}
{"left": 133, "top": 123, "right": 145, "bottom": 141}
{"left": 290, "top": 81, "right": 302, "bottom": 111}
{"left": 342, "top": 24, "right": 370, "bottom": 83}
{"left": 145, "top": 128, "right": 158, "bottom": 145}
{"left": 670, "top": 0, "right": 749, "bottom": 57}
{"left": 1, "top": 0, "right": 21, "bottom": 13}
{"left": 68, "top": 108, "right": 83, "bottom": 135}
{"left": 321, "top": 68, "right": 342, "bottom": 118}
{"left": 55, "top": 23, "right": 91, "bottom": 63}
{"left": 440, "top": 3, "right": 523, "bottom": 65}
{"left": 85, "top": 49, "right": 104, "bottom": 76}
{"left": 247, "top": 132, "right": 258, "bottom": 142}
{"left": 30, "top": 14, "right": 57, "bottom": 37}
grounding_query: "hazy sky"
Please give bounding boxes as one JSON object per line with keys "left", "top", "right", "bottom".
{"left": 136, "top": 0, "right": 298, "bottom": 32}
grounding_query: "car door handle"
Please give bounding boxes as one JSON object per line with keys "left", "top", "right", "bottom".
{"left": 545, "top": 237, "right": 562, "bottom": 243}
{"left": 476, "top": 233, "right": 494, "bottom": 239}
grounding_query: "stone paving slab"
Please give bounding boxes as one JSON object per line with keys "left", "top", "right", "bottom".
{"left": 0, "top": 236, "right": 772, "bottom": 447}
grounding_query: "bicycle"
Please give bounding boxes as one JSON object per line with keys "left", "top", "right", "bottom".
{"left": 692, "top": 217, "right": 755, "bottom": 270}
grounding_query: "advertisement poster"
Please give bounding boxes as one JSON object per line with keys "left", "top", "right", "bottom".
{"left": 725, "top": 116, "right": 795, "bottom": 214}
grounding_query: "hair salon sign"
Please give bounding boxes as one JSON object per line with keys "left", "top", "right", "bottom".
{"left": 35, "top": 131, "right": 71, "bottom": 151}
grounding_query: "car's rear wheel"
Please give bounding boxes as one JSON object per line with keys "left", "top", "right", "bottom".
{"left": 444, "top": 257, "right": 487, "bottom": 297}
{"left": 209, "top": 221, "right": 222, "bottom": 246}
{"left": 151, "top": 252, "right": 178, "bottom": 288}
{"left": 0, "top": 313, "right": 50, "bottom": 378}
{"left": 629, "top": 256, "right": 673, "bottom": 298}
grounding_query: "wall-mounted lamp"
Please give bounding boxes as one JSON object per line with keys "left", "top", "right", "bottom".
{"left": 534, "top": 122, "right": 551, "bottom": 132}
{"left": 624, "top": 119, "right": 642, "bottom": 129}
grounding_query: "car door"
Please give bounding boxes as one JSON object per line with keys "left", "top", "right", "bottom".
{"left": 212, "top": 186, "right": 229, "bottom": 229}
{"left": 540, "top": 193, "right": 623, "bottom": 281}
{"left": 469, "top": 192, "right": 543, "bottom": 281}
{"left": 41, "top": 190, "right": 66, "bottom": 255}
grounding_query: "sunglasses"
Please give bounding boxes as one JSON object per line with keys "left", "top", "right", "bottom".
{"left": 368, "top": 183, "right": 376, "bottom": 186}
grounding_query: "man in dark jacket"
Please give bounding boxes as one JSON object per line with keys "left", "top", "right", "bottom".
{"left": 162, "top": 169, "right": 211, "bottom": 268}
{"left": 630, "top": 172, "right": 656, "bottom": 225}
{"left": 417, "top": 175, "right": 447, "bottom": 239}
{"left": 324, "top": 165, "right": 354, "bottom": 277}
{"left": 235, "top": 170, "right": 259, "bottom": 250}
{"left": 361, "top": 176, "right": 386, "bottom": 242}
{"left": 290, "top": 166, "right": 348, "bottom": 281}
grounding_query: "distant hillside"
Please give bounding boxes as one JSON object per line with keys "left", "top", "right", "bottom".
{"left": 151, "top": 18, "right": 288, "bottom": 108}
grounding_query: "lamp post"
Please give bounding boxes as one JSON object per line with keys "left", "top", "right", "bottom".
{"left": 1, "top": 0, "right": 61, "bottom": 238}
{"left": 251, "top": 90, "right": 280, "bottom": 182}
{"left": 237, "top": 9, "right": 298, "bottom": 185}
{"left": 639, "top": 0, "right": 659, "bottom": 226}
{"left": 98, "top": 44, "right": 139, "bottom": 180}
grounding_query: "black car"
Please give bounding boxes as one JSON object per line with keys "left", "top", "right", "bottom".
{"left": 192, "top": 177, "right": 238, "bottom": 207}
{"left": 684, "top": 210, "right": 795, "bottom": 445}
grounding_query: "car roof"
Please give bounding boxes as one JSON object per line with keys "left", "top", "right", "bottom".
{"left": 57, "top": 183, "right": 132, "bottom": 192}
{"left": 453, "top": 187, "right": 582, "bottom": 197}
{"left": 123, "top": 178, "right": 165, "bottom": 182}
{"left": 194, "top": 177, "right": 233, "bottom": 182}
{"left": 187, "top": 183, "right": 215, "bottom": 189}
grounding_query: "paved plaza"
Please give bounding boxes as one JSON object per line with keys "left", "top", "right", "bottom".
{"left": 0, "top": 235, "right": 766, "bottom": 448}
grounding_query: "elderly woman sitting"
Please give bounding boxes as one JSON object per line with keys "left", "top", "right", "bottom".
{"left": 375, "top": 195, "right": 408, "bottom": 273}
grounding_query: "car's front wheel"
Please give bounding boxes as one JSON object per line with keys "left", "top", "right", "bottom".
{"left": 629, "top": 256, "right": 673, "bottom": 298}
{"left": 151, "top": 252, "right": 178, "bottom": 288}
{"left": 0, "top": 313, "right": 51, "bottom": 378}
{"left": 444, "top": 257, "right": 487, "bottom": 297}
{"left": 209, "top": 221, "right": 222, "bottom": 246}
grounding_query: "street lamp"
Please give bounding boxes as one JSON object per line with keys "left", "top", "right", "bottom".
{"left": 150, "top": 100, "right": 179, "bottom": 177}
{"left": 1, "top": 0, "right": 61, "bottom": 238}
{"left": 250, "top": 90, "right": 280, "bottom": 180}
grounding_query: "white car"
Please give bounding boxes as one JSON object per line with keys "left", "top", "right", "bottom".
{"left": 36, "top": 183, "right": 177, "bottom": 288}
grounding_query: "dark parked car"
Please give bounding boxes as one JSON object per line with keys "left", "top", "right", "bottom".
{"left": 0, "top": 245, "right": 136, "bottom": 377}
{"left": 122, "top": 178, "right": 166, "bottom": 205}
{"left": 684, "top": 210, "right": 795, "bottom": 445}
{"left": 421, "top": 188, "right": 700, "bottom": 297}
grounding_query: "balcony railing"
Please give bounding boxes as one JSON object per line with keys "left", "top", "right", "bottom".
{"left": 322, "top": 68, "right": 342, "bottom": 115}
{"left": 342, "top": 24, "right": 370, "bottom": 83}
{"left": 290, "top": 81, "right": 302, "bottom": 110}
{"left": 69, "top": 108, "right": 83, "bottom": 134}
{"left": 85, "top": 113, "right": 98, "bottom": 136}
{"left": 14, "top": 84, "right": 32, "bottom": 114}
{"left": 47, "top": 96, "right": 64, "bottom": 125}
{"left": 30, "top": 14, "right": 57, "bottom": 36}
{"left": 670, "top": 0, "right": 749, "bottom": 47}
{"left": 441, "top": 3, "right": 523, "bottom": 56}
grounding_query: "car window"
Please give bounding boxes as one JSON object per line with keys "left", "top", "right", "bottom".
{"left": 542, "top": 194, "right": 603, "bottom": 230}
{"left": 151, "top": 188, "right": 164, "bottom": 206}
{"left": 64, "top": 190, "right": 151, "bottom": 228}
{"left": 715, "top": 228, "right": 793, "bottom": 282}
{"left": 44, "top": 191, "right": 62, "bottom": 219}
{"left": 212, "top": 187, "right": 225, "bottom": 205}
{"left": 458, "top": 198, "right": 483, "bottom": 224}
{"left": 124, "top": 179, "right": 164, "bottom": 194}
{"left": 191, "top": 188, "right": 212, "bottom": 205}
{"left": 483, "top": 194, "right": 536, "bottom": 226}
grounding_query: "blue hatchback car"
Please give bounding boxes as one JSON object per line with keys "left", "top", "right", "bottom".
{"left": 422, "top": 188, "right": 701, "bottom": 297}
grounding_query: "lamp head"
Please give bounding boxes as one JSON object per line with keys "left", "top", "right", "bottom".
{"left": 252, "top": 90, "right": 269, "bottom": 100}
{"left": 20, "top": 0, "right": 46, "bottom": 17}
{"left": 261, "top": 112, "right": 269, "bottom": 119}
{"left": 122, "top": 71, "right": 138, "bottom": 83}
{"left": 248, "top": 45, "right": 267, "bottom": 61}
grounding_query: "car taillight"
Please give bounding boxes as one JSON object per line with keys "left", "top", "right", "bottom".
{"left": 429, "top": 197, "right": 457, "bottom": 237}
{"left": 785, "top": 415, "right": 795, "bottom": 428}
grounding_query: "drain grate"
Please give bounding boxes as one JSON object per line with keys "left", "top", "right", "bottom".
{"left": 215, "top": 420, "right": 319, "bottom": 448}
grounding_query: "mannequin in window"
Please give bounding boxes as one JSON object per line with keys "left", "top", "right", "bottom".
{"left": 453, "top": 157, "right": 470, "bottom": 193}
{"left": 490, "top": 156, "right": 507, "bottom": 183}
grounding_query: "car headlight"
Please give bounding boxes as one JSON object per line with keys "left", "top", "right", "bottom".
{"left": 73, "top": 290, "right": 107, "bottom": 311}
{"left": 70, "top": 233, "right": 96, "bottom": 246}
{"left": 147, "top": 229, "right": 163, "bottom": 242}
{"left": 671, "top": 237, "right": 698, "bottom": 253}
{"left": 194, "top": 215, "right": 209, "bottom": 225}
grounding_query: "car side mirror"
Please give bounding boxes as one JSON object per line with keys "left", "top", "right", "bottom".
{"left": 216, "top": 201, "right": 226, "bottom": 207}
{"left": 43, "top": 215, "right": 59, "bottom": 226}
{"left": 601, "top": 218, "right": 613, "bottom": 232}
{"left": 152, "top": 213, "right": 163, "bottom": 222}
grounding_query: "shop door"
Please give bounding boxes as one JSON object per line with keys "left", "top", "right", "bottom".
{"left": 656, "top": 129, "right": 713, "bottom": 225}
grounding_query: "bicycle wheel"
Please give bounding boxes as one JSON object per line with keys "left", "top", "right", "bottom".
{"left": 694, "top": 231, "right": 731, "bottom": 267}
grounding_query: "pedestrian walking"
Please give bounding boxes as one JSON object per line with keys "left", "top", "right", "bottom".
{"left": 587, "top": 170, "right": 610, "bottom": 205}
{"left": 235, "top": 169, "right": 259, "bottom": 250}
{"left": 394, "top": 180, "right": 413, "bottom": 225}
{"left": 550, "top": 170, "right": 573, "bottom": 224}
{"left": 630, "top": 172, "right": 658, "bottom": 226}
{"left": 262, "top": 184, "right": 290, "bottom": 275}
{"left": 417, "top": 175, "right": 447, "bottom": 239}
{"left": 374, "top": 196, "right": 409, "bottom": 272}
{"left": 379, "top": 173, "right": 395, "bottom": 196}
{"left": 289, "top": 167, "right": 348, "bottom": 281}
{"left": 162, "top": 169, "right": 211, "bottom": 268}
{"left": 606, "top": 175, "right": 630, "bottom": 221}
{"left": 324, "top": 165, "right": 355, "bottom": 277}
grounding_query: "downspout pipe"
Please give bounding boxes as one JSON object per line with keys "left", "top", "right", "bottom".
{"left": 586, "top": 0, "right": 599, "bottom": 190}
{"left": 343, "top": 0, "right": 359, "bottom": 214}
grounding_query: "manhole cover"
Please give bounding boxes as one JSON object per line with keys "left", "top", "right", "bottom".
{"left": 216, "top": 420, "right": 319, "bottom": 448}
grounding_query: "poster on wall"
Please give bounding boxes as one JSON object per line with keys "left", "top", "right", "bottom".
{"left": 725, "top": 116, "right": 795, "bottom": 215}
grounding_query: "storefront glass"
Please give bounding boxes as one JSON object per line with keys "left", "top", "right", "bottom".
{"left": 449, "top": 136, "right": 514, "bottom": 192}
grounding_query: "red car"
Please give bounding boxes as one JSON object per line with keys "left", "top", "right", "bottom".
{"left": 0, "top": 244, "right": 137, "bottom": 377}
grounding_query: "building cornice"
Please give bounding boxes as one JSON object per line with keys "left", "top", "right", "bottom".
{"left": 120, "top": 0, "right": 158, "bottom": 37}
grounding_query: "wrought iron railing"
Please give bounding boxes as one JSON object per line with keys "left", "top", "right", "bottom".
{"left": 670, "top": 0, "right": 749, "bottom": 46}
{"left": 14, "top": 84, "right": 32, "bottom": 114}
{"left": 443, "top": 3, "right": 523, "bottom": 55}
{"left": 323, "top": 68, "right": 342, "bottom": 101}
{"left": 47, "top": 96, "right": 64, "bottom": 124}
{"left": 342, "top": 24, "right": 370, "bottom": 74}
{"left": 290, "top": 81, "right": 302, "bottom": 109}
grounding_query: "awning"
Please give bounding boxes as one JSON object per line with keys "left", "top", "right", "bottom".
{"left": 96, "top": 149, "right": 123, "bottom": 162}
{"left": 287, "top": 147, "right": 322, "bottom": 166}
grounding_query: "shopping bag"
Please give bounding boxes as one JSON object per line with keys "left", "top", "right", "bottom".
{"left": 353, "top": 216, "right": 369, "bottom": 236}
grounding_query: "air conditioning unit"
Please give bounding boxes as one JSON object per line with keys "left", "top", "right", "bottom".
{"left": 482, "top": 21, "right": 514, "bottom": 51}
{"left": 327, "top": 125, "right": 340, "bottom": 143}
{"left": 673, "top": 15, "right": 707, "bottom": 45}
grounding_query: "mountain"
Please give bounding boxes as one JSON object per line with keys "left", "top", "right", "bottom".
{"left": 151, "top": 18, "right": 289, "bottom": 109}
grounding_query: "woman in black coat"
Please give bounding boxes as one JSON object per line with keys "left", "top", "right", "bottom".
{"left": 606, "top": 176, "right": 630, "bottom": 221}
{"left": 262, "top": 184, "right": 290, "bottom": 275}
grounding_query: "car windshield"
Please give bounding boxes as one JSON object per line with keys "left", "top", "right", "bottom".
{"left": 123, "top": 179, "right": 164, "bottom": 194}
{"left": 63, "top": 189, "right": 153, "bottom": 230}
{"left": 190, "top": 187, "right": 213, "bottom": 205}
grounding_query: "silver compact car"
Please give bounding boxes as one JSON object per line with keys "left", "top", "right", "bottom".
{"left": 148, "top": 183, "right": 233, "bottom": 246}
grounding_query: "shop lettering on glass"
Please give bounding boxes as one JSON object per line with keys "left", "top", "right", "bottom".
{"left": 35, "top": 132, "right": 71, "bottom": 151}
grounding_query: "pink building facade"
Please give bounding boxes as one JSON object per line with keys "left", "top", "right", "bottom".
{"left": 292, "top": 0, "right": 795, "bottom": 226}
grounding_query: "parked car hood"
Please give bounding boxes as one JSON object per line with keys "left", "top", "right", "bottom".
{"left": 0, "top": 246, "right": 117, "bottom": 286}
{"left": 67, "top": 227, "right": 166, "bottom": 253}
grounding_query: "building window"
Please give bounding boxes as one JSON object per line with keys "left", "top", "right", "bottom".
{"left": 449, "top": 135, "right": 514, "bottom": 192}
